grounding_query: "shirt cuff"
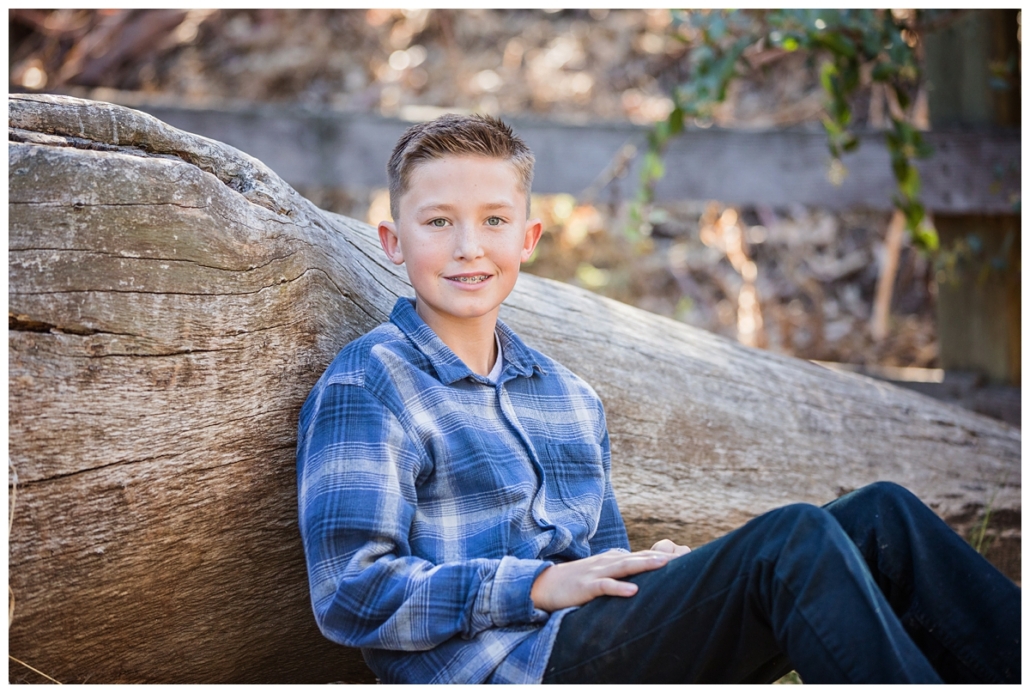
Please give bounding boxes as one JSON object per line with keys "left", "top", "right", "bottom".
{"left": 471, "top": 556, "right": 551, "bottom": 633}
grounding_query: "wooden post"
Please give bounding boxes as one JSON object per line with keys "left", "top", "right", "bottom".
{"left": 933, "top": 214, "right": 1021, "bottom": 384}
{"left": 922, "top": 9, "right": 1021, "bottom": 384}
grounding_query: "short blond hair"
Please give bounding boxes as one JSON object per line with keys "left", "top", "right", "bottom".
{"left": 387, "top": 113, "right": 535, "bottom": 219}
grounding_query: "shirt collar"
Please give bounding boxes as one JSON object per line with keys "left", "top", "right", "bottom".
{"left": 389, "top": 297, "right": 546, "bottom": 385}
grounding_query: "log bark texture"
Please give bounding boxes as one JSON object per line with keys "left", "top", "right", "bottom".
{"left": 8, "top": 94, "right": 1021, "bottom": 684}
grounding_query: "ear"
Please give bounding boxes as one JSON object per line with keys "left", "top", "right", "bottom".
{"left": 378, "top": 221, "right": 404, "bottom": 265}
{"left": 520, "top": 218, "right": 543, "bottom": 263}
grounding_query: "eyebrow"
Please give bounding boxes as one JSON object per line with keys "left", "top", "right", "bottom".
{"left": 415, "top": 201, "right": 516, "bottom": 215}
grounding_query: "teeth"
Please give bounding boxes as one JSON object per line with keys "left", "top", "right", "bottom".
{"left": 453, "top": 275, "right": 487, "bottom": 283}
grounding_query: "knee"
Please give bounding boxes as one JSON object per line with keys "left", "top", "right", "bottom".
{"left": 766, "top": 502, "right": 840, "bottom": 540}
{"left": 758, "top": 503, "right": 853, "bottom": 565}
{"left": 828, "top": 481, "right": 932, "bottom": 544}
{"left": 849, "top": 481, "right": 922, "bottom": 511}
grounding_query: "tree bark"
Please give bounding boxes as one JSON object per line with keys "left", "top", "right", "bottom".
{"left": 8, "top": 94, "right": 1020, "bottom": 684}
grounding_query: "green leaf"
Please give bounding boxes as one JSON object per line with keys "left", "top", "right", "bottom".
{"left": 912, "top": 136, "right": 933, "bottom": 159}
{"left": 651, "top": 119, "right": 670, "bottom": 145}
{"left": 894, "top": 87, "right": 910, "bottom": 110}
{"left": 692, "top": 44, "right": 714, "bottom": 69}
{"left": 912, "top": 223, "right": 939, "bottom": 253}
{"left": 813, "top": 31, "right": 857, "bottom": 58}
{"left": 907, "top": 200, "right": 925, "bottom": 228}
{"left": 668, "top": 106, "right": 685, "bottom": 136}
{"left": 820, "top": 61, "right": 838, "bottom": 96}
{"left": 887, "top": 40, "right": 912, "bottom": 69}
{"left": 643, "top": 7, "right": 933, "bottom": 257}
{"left": 837, "top": 101, "right": 852, "bottom": 128}
{"left": 713, "top": 41, "right": 748, "bottom": 101}
{"left": 891, "top": 159, "right": 909, "bottom": 187}
{"left": 871, "top": 61, "right": 895, "bottom": 82}
{"left": 862, "top": 26, "right": 885, "bottom": 55}
{"left": 821, "top": 115, "right": 842, "bottom": 136}
{"left": 891, "top": 117, "right": 916, "bottom": 144}
{"left": 708, "top": 15, "right": 726, "bottom": 40}
{"left": 852, "top": 9, "right": 878, "bottom": 35}
{"left": 898, "top": 165, "right": 921, "bottom": 200}
{"left": 840, "top": 60, "right": 860, "bottom": 92}
{"left": 643, "top": 151, "right": 665, "bottom": 181}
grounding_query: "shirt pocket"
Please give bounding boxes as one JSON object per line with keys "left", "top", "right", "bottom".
{"left": 542, "top": 442, "right": 606, "bottom": 529}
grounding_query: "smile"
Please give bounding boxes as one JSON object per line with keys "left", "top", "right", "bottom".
{"left": 448, "top": 274, "right": 490, "bottom": 284}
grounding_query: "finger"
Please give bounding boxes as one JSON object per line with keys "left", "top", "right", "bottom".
{"left": 650, "top": 539, "right": 678, "bottom": 553}
{"left": 590, "top": 549, "right": 668, "bottom": 566}
{"left": 595, "top": 577, "right": 639, "bottom": 598}
{"left": 596, "top": 551, "right": 672, "bottom": 579}
{"left": 674, "top": 544, "right": 692, "bottom": 556}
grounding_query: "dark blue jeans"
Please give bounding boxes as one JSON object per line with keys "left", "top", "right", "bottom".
{"left": 543, "top": 482, "right": 1020, "bottom": 684}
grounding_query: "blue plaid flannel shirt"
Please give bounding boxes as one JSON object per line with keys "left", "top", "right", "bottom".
{"left": 297, "top": 297, "right": 631, "bottom": 683}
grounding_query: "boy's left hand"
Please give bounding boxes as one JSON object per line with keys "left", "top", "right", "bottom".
{"left": 650, "top": 539, "right": 692, "bottom": 556}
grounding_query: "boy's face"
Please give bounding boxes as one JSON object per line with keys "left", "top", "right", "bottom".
{"left": 378, "top": 155, "right": 542, "bottom": 333}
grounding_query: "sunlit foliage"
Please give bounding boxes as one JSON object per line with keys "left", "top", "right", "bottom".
{"left": 642, "top": 9, "right": 943, "bottom": 251}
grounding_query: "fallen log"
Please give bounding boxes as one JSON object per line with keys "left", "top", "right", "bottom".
{"left": 8, "top": 94, "right": 1020, "bottom": 684}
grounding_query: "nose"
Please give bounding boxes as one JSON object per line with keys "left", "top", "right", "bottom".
{"left": 453, "top": 223, "right": 484, "bottom": 261}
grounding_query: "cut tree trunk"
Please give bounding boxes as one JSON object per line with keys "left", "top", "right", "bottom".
{"left": 8, "top": 94, "right": 1020, "bottom": 684}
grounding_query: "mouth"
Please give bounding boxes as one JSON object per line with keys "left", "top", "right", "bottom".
{"left": 446, "top": 273, "right": 492, "bottom": 284}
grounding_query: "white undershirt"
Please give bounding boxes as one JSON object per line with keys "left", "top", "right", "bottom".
{"left": 485, "top": 331, "right": 503, "bottom": 383}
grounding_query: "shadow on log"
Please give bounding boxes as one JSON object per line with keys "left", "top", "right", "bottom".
{"left": 8, "top": 94, "right": 1020, "bottom": 684}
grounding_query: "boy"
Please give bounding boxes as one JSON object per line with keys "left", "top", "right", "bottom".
{"left": 296, "top": 114, "right": 1019, "bottom": 683}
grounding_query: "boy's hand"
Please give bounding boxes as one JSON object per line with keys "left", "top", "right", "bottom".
{"left": 650, "top": 538, "right": 692, "bottom": 556}
{"left": 530, "top": 549, "right": 675, "bottom": 613}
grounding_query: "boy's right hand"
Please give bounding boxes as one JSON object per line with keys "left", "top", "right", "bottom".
{"left": 530, "top": 549, "right": 675, "bottom": 613}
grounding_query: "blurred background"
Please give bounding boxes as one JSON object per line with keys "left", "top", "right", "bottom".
{"left": 9, "top": 8, "right": 1021, "bottom": 424}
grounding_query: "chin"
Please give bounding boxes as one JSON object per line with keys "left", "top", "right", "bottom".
{"left": 449, "top": 303, "right": 501, "bottom": 320}
{"left": 416, "top": 296, "right": 501, "bottom": 323}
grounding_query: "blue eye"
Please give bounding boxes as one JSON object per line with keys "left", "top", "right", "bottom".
{"left": 429, "top": 218, "right": 447, "bottom": 227}
{"left": 486, "top": 216, "right": 503, "bottom": 226}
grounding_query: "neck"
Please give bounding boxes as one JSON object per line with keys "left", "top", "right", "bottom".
{"left": 415, "top": 301, "right": 498, "bottom": 377}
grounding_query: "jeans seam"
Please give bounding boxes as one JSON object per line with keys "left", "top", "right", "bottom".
{"left": 907, "top": 600, "right": 1003, "bottom": 683}
{"left": 771, "top": 565, "right": 855, "bottom": 683}
{"left": 871, "top": 543, "right": 1000, "bottom": 683}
